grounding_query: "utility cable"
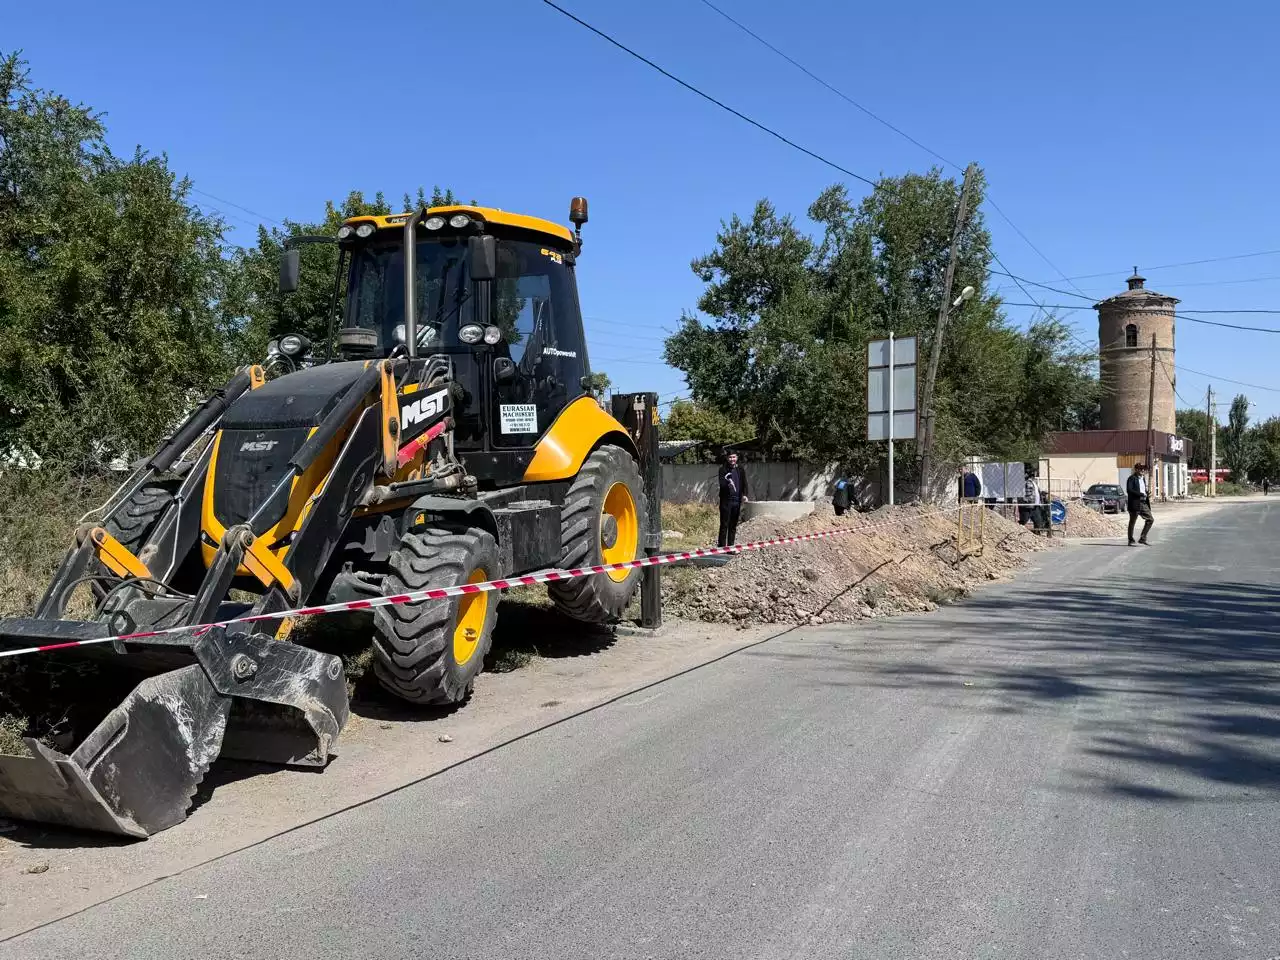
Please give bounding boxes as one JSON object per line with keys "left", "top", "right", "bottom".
{"left": 692, "top": 0, "right": 1092, "bottom": 301}
{"left": 1042, "top": 248, "right": 1280, "bottom": 284}
{"left": 189, "top": 188, "right": 286, "bottom": 228}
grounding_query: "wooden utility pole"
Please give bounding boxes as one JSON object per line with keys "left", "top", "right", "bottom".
{"left": 1146, "top": 332, "right": 1157, "bottom": 497}
{"left": 919, "top": 162, "right": 977, "bottom": 496}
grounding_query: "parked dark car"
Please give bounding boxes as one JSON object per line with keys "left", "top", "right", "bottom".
{"left": 1083, "top": 483, "right": 1123, "bottom": 513}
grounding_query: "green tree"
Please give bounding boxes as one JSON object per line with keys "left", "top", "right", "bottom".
{"left": 661, "top": 400, "right": 754, "bottom": 448}
{"left": 1175, "top": 408, "right": 1212, "bottom": 470}
{"left": 0, "top": 52, "right": 237, "bottom": 469}
{"left": 1247, "top": 416, "right": 1280, "bottom": 482}
{"left": 227, "top": 186, "right": 458, "bottom": 359}
{"left": 663, "top": 169, "right": 1098, "bottom": 474}
{"left": 585, "top": 371, "right": 611, "bottom": 398}
{"left": 1221, "top": 393, "right": 1257, "bottom": 480}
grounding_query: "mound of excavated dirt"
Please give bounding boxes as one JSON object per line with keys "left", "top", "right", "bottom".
{"left": 662, "top": 502, "right": 1050, "bottom": 627}
{"left": 1060, "top": 504, "right": 1129, "bottom": 538}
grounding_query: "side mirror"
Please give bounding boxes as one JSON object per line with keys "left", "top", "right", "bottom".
{"left": 469, "top": 235, "right": 497, "bottom": 281}
{"left": 279, "top": 248, "right": 301, "bottom": 295}
{"left": 493, "top": 357, "right": 516, "bottom": 383}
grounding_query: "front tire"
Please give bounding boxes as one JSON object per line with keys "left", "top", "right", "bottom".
{"left": 549, "top": 445, "right": 647, "bottom": 623}
{"left": 371, "top": 528, "right": 500, "bottom": 705}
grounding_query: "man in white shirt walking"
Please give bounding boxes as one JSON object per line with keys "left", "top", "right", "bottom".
{"left": 1126, "top": 463, "right": 1154, "bottom": 546}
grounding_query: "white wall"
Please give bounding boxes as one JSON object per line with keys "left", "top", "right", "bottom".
{"left": 663, "top": 461, "right": 848, "bottom": 504}
{"left": 1045, "top": 453, "right": 1120, "bottom": 494}
{"left": 661, "top": 460, "right": 961, "bottom": 507}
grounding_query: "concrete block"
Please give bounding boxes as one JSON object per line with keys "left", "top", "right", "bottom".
{"left": 741, "top": 500, "right": 815, "bottom": 523}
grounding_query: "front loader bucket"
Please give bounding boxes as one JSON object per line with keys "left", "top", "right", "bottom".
{"left": 0, "top": 628, "right": 349, "bottom": 838}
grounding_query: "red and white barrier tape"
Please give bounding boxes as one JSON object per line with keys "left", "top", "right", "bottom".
{"left": 0, "top": 506, "right": 960, "bottom": 660}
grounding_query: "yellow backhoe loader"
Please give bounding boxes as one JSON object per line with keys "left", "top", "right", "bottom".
{"left": 0, "top": 198, "right": 649, "bottom": 837}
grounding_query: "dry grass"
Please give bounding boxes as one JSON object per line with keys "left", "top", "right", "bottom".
{"left": 0, "top": 471, "right": 116, "bottom": 618}
{"left": 661, "top": 502, "right": 720, "bottom": 550}
{"left": 0, "top": 470, "right": 120, "bottom": 752}
{"left": 0, "top": 712, "right": 28, "bottom": 756}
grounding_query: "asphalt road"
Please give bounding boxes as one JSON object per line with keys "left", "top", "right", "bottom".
{"left": 6, "top": 502, "right": 1280, "bottom": 959}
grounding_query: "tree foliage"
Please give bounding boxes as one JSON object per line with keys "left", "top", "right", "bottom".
{"left": 1221, "top": 393, "right": 1258, "bottom": 480}
{"left": 585, "top": 371, "right": 611, "bottom": 398}
{"left": 663, "top": 171, "right": 1099, "bottom": 473}
{"left": 661, "top": 400, "right": 754, "bottom": 448}
{"left": 227, "top": 186, "right": 458, "bottom": 360}
{"left": 0, "top": 52, "right": 237, "bottom": 467}
{"left": 1247, "top": 416, "right": 1280, "bottom": 482}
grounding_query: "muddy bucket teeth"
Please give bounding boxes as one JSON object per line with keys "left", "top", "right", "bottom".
{"left": 0, "top": 629, "right": 348, "bottom": 838}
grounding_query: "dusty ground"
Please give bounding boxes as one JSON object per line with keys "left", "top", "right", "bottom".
{"left": 664, "top": 502, "right": 1050, "bottom": 626}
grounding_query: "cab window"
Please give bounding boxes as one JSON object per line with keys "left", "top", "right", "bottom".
{"left": 490, "top": 240, "right": 588, "bottom": 448}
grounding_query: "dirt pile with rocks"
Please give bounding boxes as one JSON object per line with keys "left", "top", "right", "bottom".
{"left": 1059, "top": 503, "right": 1128, "bottom": 538}
{"left": 662, "top": 503, "right": 1050, "bottom": 627}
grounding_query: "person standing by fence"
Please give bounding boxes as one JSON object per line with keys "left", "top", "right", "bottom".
{"left": 717, "top": 451, "right": 749, "bottom": 546}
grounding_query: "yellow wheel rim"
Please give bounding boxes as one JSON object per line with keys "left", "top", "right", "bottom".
{"left": 452, "top": 569, "right": 489, "bottom": 666}
{"left": 600, "top": 481, "right": 640, "bottom": 583}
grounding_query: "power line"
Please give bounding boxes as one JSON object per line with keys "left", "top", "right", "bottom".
{"left": 1179, "top": 308, "right": 1280, "bottom": 315}
{"left": 1176, "top": 315, "right": 1280, "bottom": 333}
{"left": 1158, "top": 355, "right": 1193, "bottom": 407}
{"left": 983, "top": 198, "right": 1093, "bottom": 301}
{"left": 691, "top": 0, "right": 1092, "bottom": 303}
{"left": 990, "top": 270, "right": 1095, "bottom": 302}
{"left": 538, "top": 0, "right": 874, "bottom": 187}
{"left": 1157, "top": 274, "right": 1280, "bottom": 289}
{"left": 188, "top": 188, "right": 284, "bottom": 228}
{"left": 1040, "top": 248, "right": 1280, "bottom": 284}
{"left": 190, "top": 202, "right": 265, "bottom": 231}
{"left": 999, "top": 303, "right": 1280, "bottom": 331}
{"left": 695, "top": 0, "right": 954, "bottom": 170}
{"left": 1173, "top": 363, "right": 1280, "bottom": 394}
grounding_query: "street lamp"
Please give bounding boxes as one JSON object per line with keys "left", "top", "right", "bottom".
{"left": 952, "top": 285, "right": 976, "bottom": 308}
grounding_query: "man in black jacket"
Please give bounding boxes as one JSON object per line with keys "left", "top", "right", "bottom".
{"left": 718, "top": 451, "right": 749, "bottom": 547}
{"left": 1126, "top": 463, "right": 1154, "bottom": 546}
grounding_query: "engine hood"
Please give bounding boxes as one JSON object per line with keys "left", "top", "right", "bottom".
{"left": 222, "top": 362, "right": 370, "bottom": 430}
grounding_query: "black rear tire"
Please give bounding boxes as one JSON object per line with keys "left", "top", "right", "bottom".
{"left": 549, "top": 445, "right": 647, "bottom": 624}
{"left": 371, "top": 528, "right": 500, "bottom": 705}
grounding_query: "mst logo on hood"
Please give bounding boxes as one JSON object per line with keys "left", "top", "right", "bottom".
{"left": 239, "top": 438, "right": 278, "bottom": 453}
{"left": 401, "top": 388, "right": 449, "bottom": 428}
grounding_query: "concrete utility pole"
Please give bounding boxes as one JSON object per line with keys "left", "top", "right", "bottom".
{"left": 1146, "top": 332, "right": 1157, "bottom": 497}
{"left": 1207, "top": 385, "right": 1217, "bottom": 497}
{"left": 919, "top": 162, "right": 977, "bottom": 495}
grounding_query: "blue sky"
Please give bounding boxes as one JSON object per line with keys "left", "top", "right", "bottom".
{"left": 11, "top": 0, "right": 1280, "bottom": 419}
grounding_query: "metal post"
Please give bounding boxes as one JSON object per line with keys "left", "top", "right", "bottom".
{"left": 613, "top": 392, "right": 662, "bottom": 629}
{"left": 1046, "top": 458, "right": 1053, "bottom": 539}
{"left": 887, "top": 332, "right": 895, "bottom": 507}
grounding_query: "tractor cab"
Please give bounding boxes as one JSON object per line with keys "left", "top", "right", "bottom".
{"left": 282, "top": 203, "right": 596, "bottom": 473}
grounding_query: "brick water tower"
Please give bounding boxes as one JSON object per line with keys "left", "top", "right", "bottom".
{"left": 1096, "top": 269, "right": 1178, "bottom": 433}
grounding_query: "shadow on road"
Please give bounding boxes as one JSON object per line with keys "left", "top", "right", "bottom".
{"left": 849, "top": 576, "right": 1280, "bottom": 802}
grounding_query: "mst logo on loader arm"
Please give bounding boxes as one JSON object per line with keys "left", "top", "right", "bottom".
{"left": 401, "top": 388, "right": 449, "bottom": 429}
